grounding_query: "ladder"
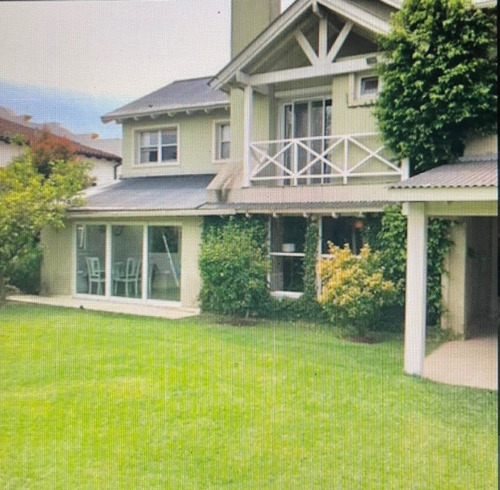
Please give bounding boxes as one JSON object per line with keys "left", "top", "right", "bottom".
{"left": 162, "top": 232, "right": 180, "bottom": 287}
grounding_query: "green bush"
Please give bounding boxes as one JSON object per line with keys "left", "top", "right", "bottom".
{"left": 364, "top": 205, "right": 453, "bottom": 326}
{"left": 9, "top": 243, "right": 42, "bottom": 294}
{"left": 199, "top": 217, "right": 270, "bottom": 317}
{"left": 317, "top": 244, "right": 397, "bottom": 336}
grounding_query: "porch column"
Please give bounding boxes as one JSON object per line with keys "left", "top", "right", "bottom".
{"left": 243, "top": 84, "right": 253, "bottom": 187}
{"left": 404, "top": 202, "right": 428, "bottom": 375}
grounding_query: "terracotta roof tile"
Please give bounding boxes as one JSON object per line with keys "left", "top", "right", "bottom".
{"left": 0, "top": 116, "right": 121, "bottom": 162}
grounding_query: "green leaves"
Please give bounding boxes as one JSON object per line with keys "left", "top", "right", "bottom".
{"left": 199, "top": 217, "right": 270, "bottom": 317}
{"left": 376, "top": 0, "right": 497, "bottom": 173}
{"left": 0, "top": 149, "right": 89, "bottom": 297}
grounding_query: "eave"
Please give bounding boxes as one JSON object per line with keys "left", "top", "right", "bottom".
{"left": 101, "top": 102, "right": 230, "bottom": 124}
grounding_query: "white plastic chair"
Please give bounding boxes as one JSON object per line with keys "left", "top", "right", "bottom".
{"left": 86, "top": 257, "right": 105, "bottom": 295}
{"left": 113, "top": 257, "right": 141, "bottom": 297}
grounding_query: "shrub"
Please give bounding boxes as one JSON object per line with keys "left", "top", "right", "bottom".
{"left": 199, "top": 217, "right": 270, "bottom": 317}
{"left": 317, "top": 244, "right": 397, "bottom": 336}
{"left": 364, "top": 205, "right": 453, "bottom": 326}
{"left": 9, "top": 243, "right": 42, "bottom": 295}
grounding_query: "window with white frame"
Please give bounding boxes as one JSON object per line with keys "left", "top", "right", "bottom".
{"left": 359, "top": 76, "right": 379, "bottom": 98}
{"left": 214, "top": 121, "right": 230, "bottom": 161}
{"left": 348, "top": 73, "right": 380, "bottom": 106}
{"left": 269, "top": 215, "right": 365, "bottom": 297}
{"left": 138, "top": 128, "right": 178, "bottom": 164}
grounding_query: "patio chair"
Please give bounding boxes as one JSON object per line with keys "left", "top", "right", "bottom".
{"left": 113, "top": 257, "right": 142, "bottom": 297}
{"left": 86, "top": 257, "right": 105, "bottom": 295}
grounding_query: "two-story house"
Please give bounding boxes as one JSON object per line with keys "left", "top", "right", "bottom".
{"left": 40, "top": 0, "right": 497, "bottom": 377}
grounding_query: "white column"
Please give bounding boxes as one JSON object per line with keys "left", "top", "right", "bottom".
{"left": 243, "top": 84, "right": 253, "bottom": 187}
{"left": 105, "top": 225, "right": 112, "bottom": 297}
{"left": 404, "top": 202, "right": 428, "bottom": 375}
{"left": 142, "top": 225, "right": 148, "bottom": 301}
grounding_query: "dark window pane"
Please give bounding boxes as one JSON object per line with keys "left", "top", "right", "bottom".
{"left": 161, "top": 146, "right": 177, "bottom": 161}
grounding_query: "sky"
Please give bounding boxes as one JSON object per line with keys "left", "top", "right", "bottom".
{"left": 0, "top": 0, "right": 295, "bottom": 139}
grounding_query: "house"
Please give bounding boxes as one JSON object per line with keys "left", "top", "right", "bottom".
{"left": 0, "top": 112, "right": 121, "bottom": 184}
{"left": 39, "top": 0, "right": 497, "bottom": 378}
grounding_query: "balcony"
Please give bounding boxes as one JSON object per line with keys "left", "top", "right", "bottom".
{"left": 247, "top": 133, "right": 406, "bottom": 186}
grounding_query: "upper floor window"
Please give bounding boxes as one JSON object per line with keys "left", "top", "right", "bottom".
{"left": 139, "top": 128, "right": 178, "bottom": 164}
{"left": 359, "top": 76, "right": 379, "bottom": 98}
{"left": 348, "top": 73, "right": 380, "bottom": 107}
{"left": 214, "top": 121, "right": 230, "bottom": 161}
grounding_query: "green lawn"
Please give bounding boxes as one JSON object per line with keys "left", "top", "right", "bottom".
{"left": 0, "top": 305, "right": 496, "bottom": 489}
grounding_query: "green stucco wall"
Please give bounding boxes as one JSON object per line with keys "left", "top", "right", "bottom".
{"left": 40, "top": 225, "right": 74, "bottom": 296}
{"left": 121, "top": 109, "right": 230, "bottom": 178}
{"left": 231, "top": 0, "right": 280, "bottom": 57}
{"left": 331, "top": 73, "right": 379, "bottom": 135}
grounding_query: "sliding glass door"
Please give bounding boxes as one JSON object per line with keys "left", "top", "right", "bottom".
{"left": 147, "top": 226, "right": 181, "bottom": 302}
{"left": 75, "top": 224, "right": 182, "bottom": 303}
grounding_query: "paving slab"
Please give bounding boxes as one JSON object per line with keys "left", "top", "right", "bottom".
{"left": 423, "top": 335, "right": 497, "bottom": 390}
{"left": 7, "top": 295, "right": 199, "bottom": 320}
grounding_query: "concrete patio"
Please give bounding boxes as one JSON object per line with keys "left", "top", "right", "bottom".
{"left": 423, "top": 335, "right": 498, "bottom": 391}
{"left": 7, "top": 294, "right": 199, "bottom": 320}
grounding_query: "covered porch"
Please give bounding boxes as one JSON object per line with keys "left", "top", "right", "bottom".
{"left": 390, "top": 156, "right": 498, "bottom": 388}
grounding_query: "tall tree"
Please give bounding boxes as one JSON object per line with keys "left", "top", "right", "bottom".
{"left": 376, "top": 0, "right": 497, "bottom": 173}
{"left": 0, "top": 151, "right": 90, "bottom": 302}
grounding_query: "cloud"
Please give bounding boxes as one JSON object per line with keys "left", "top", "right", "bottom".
{"left": 0, "top": 0, "right": 231, "bottom": 99}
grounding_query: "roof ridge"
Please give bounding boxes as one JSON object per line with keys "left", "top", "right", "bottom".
{"left": 0, "top": 114, "right": 120, "bottom": 161}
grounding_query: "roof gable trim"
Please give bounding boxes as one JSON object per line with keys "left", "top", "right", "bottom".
{"left": 210, "top": 0, "right": 390, "bottom": 90}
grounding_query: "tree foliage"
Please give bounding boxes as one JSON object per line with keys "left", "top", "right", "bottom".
{"left": 376, "top": 0, "right": 497, "bottom": 173}
{"left": 0, "top": 151, "right": 90, "bottom": 301}
{"left": 31, "top": 129, "right": 80, "bottom": 178}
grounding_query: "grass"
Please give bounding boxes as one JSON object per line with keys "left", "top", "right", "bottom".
{"left": 0, "top": 304, "right": 497, "bottom": 489}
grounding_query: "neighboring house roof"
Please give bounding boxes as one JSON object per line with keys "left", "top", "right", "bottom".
{"left": 73, "top": 174, "right": 216, "bottom": 213}
{"left": 101, "top": 77, "right": 229, "bottom": 123}
{"left": 0, "top": 115, "right": 121, "bottom": 162}
{"left": 392, "top": 155, "right": 498, "bottom": 190}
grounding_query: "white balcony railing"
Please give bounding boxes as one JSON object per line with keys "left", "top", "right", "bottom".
{"left": 248, "top": 133, "right": 405, "bottom": 186}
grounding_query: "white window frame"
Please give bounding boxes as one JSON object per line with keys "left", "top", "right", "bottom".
{"left": 136, "top": 126, "right": 180, "bottom": 166}
{"left": 213, "top": 120, "right": 231, "bottom": 163}
{"left": 347, "top": 71, "right": 381, "bottom": 107}
{"left": 277, "top": 96, "right": 333, "bottom": 141}
{"left": 359, "top": 75, "right": 380, "bottom": 98}
{"left": 73, "top": 222, "right": 183, "bottom": 307}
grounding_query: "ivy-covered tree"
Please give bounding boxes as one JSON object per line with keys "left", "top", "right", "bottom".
{"left": 0, "top": 151, "right": 90, "bottom": 302}
{"left": 376, "top": 0, "right": 497, "bottom": 173}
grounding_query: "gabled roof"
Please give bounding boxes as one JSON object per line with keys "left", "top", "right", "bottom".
{"left": 209, "top": 0, "right": 395, "bottom": 91}
{"left": 392, "top": 155, "right": 498, "bottom": 190}
{"left": 101, "top": 77, "right": 229, "bottom": 123}
{"left": 0, "top": 115, "right": 121, "bottom": 162}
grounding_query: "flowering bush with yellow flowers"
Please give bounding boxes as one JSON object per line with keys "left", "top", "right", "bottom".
{"left": 317, "top": 244, "right": 397, "bottom": 336}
